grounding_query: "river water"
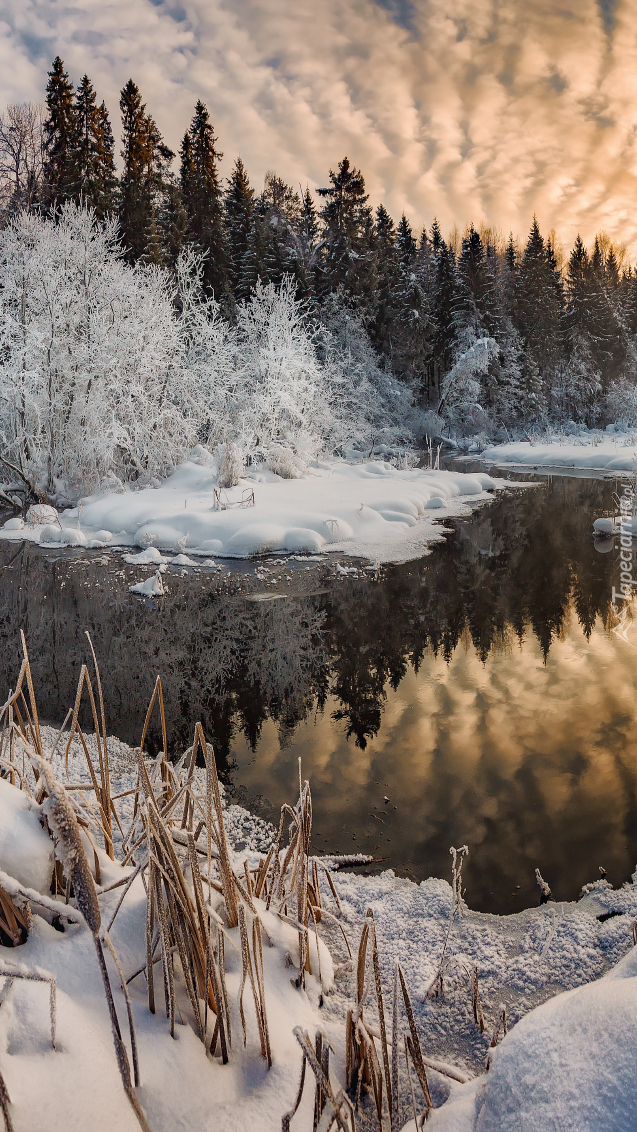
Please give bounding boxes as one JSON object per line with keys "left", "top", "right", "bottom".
{"left": 1, "top": 469, "right": 635, "bottom": 913}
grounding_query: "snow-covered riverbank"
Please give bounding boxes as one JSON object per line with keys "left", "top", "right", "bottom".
{"left": 1, "top": 727, "right": 636, "bottom": 1131}
{"left": 0, "top": 457, "right": 504, "bottom": 565}
{"left": 481, "top": 431, "right": 637, "bottom": 474}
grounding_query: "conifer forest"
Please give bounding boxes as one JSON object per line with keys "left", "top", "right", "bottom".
{"left": 1, "top": 58, "right": 636, "bottom": 502}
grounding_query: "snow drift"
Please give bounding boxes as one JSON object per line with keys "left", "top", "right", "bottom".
{"left": 0, "top": 456, "right": 500, "bottom": 564}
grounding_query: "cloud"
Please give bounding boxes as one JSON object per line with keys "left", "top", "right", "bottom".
{"left": 2, "top": 0, "right": 637, "bottom": 256}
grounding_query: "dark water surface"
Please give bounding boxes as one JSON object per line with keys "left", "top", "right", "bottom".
{"left": 1, "top": 470, "right": 636, "bottom": 913}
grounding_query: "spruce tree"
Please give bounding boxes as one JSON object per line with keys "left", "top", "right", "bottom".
{"left": 516, "top": 218, "right": 562, "bottom": 383}
{"left": 73, "top": 77, "right": 117, "bottom": 218}
{"left": 454, "top": 225, "right": 498, "bottom": 338}
{"left": 369, "top": 203, "right": 399, "bottom": 359}
{"left": 430, "top": 240, "right": 457, "bottom": 401}
{"left": 316, "top": 157, "right": 373, "bottom": 295}
{"left": 119, "top": 79, "right": 173, "bottom": 263}
{"left": 287, "top": 186, "right": 319, "bottom": 296}
{"left": 43, "top": 56, "right": 77, "bottom": 208}
{"left": 94, "top": 102, "right": 118, "bottom": 219}
{"left": 430, "top": 218, "right": 443, "bottom": 256}
{"left": 224, "top": 158, "right": 254, "bottom": 296}
{"left": 396, "top": 214, "right": 417, "bottom": 263}
{"left": 180, "top": 101, "right": 227, "bottom": 297}
{"left": 238, "top": 206, "right": 274, "bottom": 299}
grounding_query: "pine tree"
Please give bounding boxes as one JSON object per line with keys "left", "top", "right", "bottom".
{"left": 180, "top": 101, "right": 227, "bottom": 297}
{"left": 224, "top": 158, "right": 254, "bottom": 295}
{"left": 119, "top": 79, "right": 173, "bottom": 263}
{"left": 43, "top": 57, "right": 77, "bottom": 208}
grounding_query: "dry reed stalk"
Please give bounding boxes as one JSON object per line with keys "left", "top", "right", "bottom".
{"left": 471, "top": 967, "right": 485, "bottom": 1033}
{"left": 486, "top": 1007, "right": 507, "bottom": 1070}
{"left": 396, "top": 964, "right": 432, "bottom": 1117}
{"left": 0, "top": 1067, "right": 13, "bottom": 1132}
{"left": 145, "top": 802, "right": 216, "bottom": 1033}
{"left": 237, "top": 904, "right": 272, "bottom": 1066}
{"left": 429, "top": 845, "right": 469, "bottom": 999}
{"left": 63, "top": 658, "right": 114, "bottom": 858}
{"left": 291, "top": 1028, "right": 355, "bottom": 1132}
{"left": 24, "top": 745, "right": 149, "bottom": 1132}
{"left": 345, "top": 914, "right": 385, "bottom": 1126}
{"left": 0, "top": 887, "right": 28, "bottom": 947}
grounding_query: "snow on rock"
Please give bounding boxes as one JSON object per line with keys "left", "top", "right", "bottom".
{"left": 0, "top": 776, "right": 54, "bottom": 892}
{"left": 40, "top": 526, "right": 88, "bottom": 547}
{"left": 482, "top": 435, "right": 637, "bottom": 473}
{"left": 129, "top": 570, "right": 165, "bottom": 596}
{"left": 25, "top": 503, "right": 57, "bottom": 526}
{"left": 3, "top": 517, "right": 23, "bottom": 530}
{"left": 122, "top": 546, "right": 168, "bottom": 565}
{"left": 47, "top": 458, "right": 505, "bottom": 565}
{"left": 168, "top": 553, "right": 198, "bottom": 565}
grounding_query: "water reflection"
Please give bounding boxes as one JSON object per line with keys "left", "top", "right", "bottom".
{"left": 0, "top": 473, "right": 635, "bottom": 911}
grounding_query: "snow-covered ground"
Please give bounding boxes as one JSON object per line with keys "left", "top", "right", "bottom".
{"left": 1, "top": 729, "right": 637, "bottom": 1131}
{"left": 0, "top": 456, "right": 503, "bottom": 565}
{"left": 481, "top": 430, "right": 637, "bottom": 473}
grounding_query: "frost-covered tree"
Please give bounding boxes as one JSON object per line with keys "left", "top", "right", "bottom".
{"left": 0, "top": 104, "right": 46, "bottom": 215}
{"left": 0, "top": 205, "right": 190, "bottom": 496}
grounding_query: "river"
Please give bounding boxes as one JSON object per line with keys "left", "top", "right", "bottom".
{"left": 1, "top": 468, "right": 634, "bottom": 913}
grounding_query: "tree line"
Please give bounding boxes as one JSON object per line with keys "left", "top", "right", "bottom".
{"left": 1, "top": 56, "right": 637, "bottom": 434}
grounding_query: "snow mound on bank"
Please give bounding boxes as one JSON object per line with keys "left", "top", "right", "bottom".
{"left": 31, "top": 459, "right": 497, "bottom": 565}
{"left": 0, "top": 775, "right": 54, "bottom": 893}
{"left": 424, "top": 945, "right": 637, "bottom": 1131}
{"left": 482, "top": 435, "right": 637, "bottom": 473}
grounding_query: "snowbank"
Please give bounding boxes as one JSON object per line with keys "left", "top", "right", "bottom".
{"left": 0, "top": 775, "right": 53, "bottom": 893}
{"left": 2, "top": 726, "right": 637, "bottom": 1131}
{"left": 481, "top": 433, "right": 637, "bottom": 473}
{"left": 423, "top": 945, "right": 637, "bottom": 1132}
{"left": 0, "top": 458, "right": 503, "bottom": 565}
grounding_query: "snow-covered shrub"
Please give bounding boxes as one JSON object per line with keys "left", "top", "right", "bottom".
{"left": 266, "top": 446, "right": 307, "bottom": 478}
{"left": 215, "top": 440, "right": 244, "bottom": 488}
{"left": 551, "top": 342, "right": 602, "bottom": 424}
{"left": 0, "top": 210, "right": 419, "bottom": 499}
{"left": 606, "top": 382, "right": 637, "bottom": 429}
{"left": 421, "top": 410, "right": 445, "bottom": 439}
{"left": 438, "top": 337, "right": 498, "bottom": 436}
{"left": 314, "top": 294, "right": 420, "bottom": 451}
{"left": 0, "top": 204, "right": 192, "bottom": 497}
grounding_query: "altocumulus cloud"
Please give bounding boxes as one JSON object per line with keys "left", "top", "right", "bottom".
{"left": 2, "top": 0, "right": 637, "bottom": 254}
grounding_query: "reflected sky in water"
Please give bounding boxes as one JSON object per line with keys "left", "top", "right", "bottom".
{"left": 232, "top": 605, "right": 637, "bottom": 912}
{"left": 0, "top": 471, "right": 635, "bottom": 911}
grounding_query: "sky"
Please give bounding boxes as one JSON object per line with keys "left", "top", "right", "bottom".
{"left": 2, "top": 0, "right": 637, "bottom": 258}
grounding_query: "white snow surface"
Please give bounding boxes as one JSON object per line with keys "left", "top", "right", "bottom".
{"left": 482, "top": 433, "right": 637, "bottom": 473}
{"left": 0, "top": 457, "right": 503, "bottom": 564}
{"left": 2, "top": 730, "right": 637, "bottom": 1130}
{"left": 0, "top": 775, "right": 53, "bottom": 893}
